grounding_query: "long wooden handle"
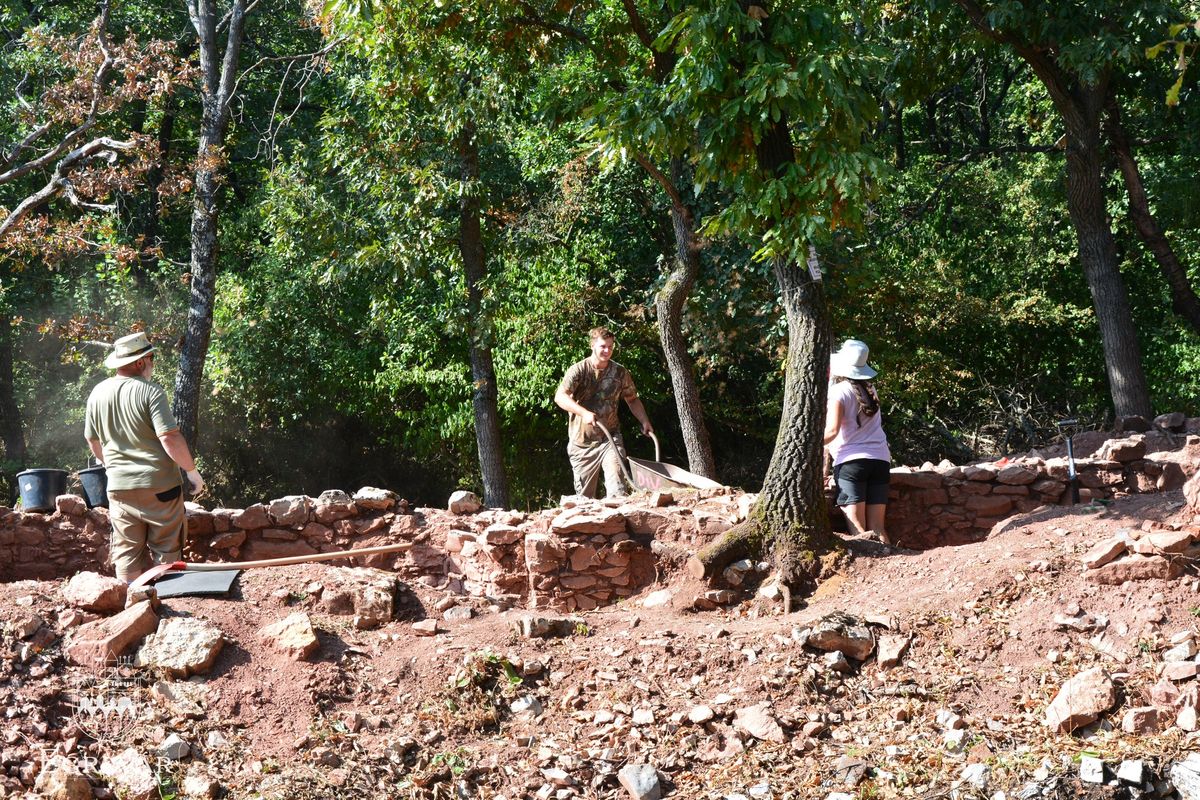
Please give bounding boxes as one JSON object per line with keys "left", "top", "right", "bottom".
{"left": 182, "top": 542, "right": 414, "bottom": 571}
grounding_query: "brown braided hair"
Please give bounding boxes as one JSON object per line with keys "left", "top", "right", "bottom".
{"left": 833, "top": 377, "right": 880, "bottom": 427}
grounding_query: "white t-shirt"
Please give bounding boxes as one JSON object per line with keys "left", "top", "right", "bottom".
{"left": 827, "top": 381, "right": 891, "bottom": 467}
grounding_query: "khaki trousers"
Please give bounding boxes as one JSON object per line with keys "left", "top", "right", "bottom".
{"left": 567, "top": 432, "right": 628, "bottom": 499}
{"left": 108, "top": 487, "right": 186, "bottom": 582}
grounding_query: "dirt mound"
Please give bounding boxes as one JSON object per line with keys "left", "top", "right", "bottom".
{"left": 2, "top": 489, "right": 1199, "bottom": 799}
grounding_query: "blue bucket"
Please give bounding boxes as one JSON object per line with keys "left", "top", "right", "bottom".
{"left": 16, "top": 469, "right": 68, "bottom": 513}
{"left": 78, "top": 465, "right": 108, "bottom": 509}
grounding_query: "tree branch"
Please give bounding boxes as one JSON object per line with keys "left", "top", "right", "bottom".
{"left": 621, "top": 0, "right": 656, "bottom": 52}
{"left": 0, "top": 136, "right": 135, "bottom": 238}
{"left": 0, "top": 2, "right": 117, "bottom": 186}
{"left": 632, "top": 151, "right": 686, "bottom": 213}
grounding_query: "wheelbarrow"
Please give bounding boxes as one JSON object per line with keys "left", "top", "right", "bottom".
{"left": 595, "top": 422, "right": 723, "bottom": 492}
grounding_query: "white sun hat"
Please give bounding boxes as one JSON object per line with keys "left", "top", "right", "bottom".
{"left": 830, "top": 339, "right": 877, "bottom": 380}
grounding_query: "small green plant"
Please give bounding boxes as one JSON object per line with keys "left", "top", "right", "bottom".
{"left": 430, "top": 748, "right": 471, "bottom": 776}
{"left": 573, "top": 621, "right": 591, "bottom": 637}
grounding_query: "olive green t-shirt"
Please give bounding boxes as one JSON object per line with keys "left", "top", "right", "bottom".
{"left": 84, "top": 376, "right": 182, "bottom": 491}
{"left": 557, "top": 358, "right": 638, "bottom": 445}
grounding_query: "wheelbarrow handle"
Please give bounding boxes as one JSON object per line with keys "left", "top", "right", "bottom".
{"left": 593, "top": 421, "right": 636, "bottom": 487}
{"left": 648, "top": 430, "right": 660, "bottom": 462}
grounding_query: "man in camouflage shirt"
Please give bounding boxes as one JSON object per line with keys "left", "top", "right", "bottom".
{"left": 554, "top": 327, "right": 654, "bottom": 498}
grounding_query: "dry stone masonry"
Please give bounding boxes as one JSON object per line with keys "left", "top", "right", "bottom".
{"left": 3, "top": 419, "right": 1200, "bottom": 613}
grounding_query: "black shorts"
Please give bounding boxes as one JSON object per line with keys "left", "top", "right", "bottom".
{"left": 834, "top": 458, "right": 890, "bottom": 506}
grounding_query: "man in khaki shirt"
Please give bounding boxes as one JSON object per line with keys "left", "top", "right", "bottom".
{"left": 554, "top": 327, "right": 653, "bottom": 498}
{"left": 84, "top": 332, "right": 204, "bottom": 582}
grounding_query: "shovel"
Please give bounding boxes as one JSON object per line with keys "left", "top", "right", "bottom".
{"left": 1056, "top": 418, "right": 1081, "bottom": 505}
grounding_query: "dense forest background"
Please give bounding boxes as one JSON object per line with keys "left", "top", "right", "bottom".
{"left": 1, "top": 0, "right": 1198, "bottom": 510}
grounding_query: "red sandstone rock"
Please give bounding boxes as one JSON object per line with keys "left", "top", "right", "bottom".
{"left": 209, "top": 530, "right": 246, "bottom": 550}
{"left": 1186, "top": 470, "right": 1200, "bottom": 513}
{"left": 1045, "top": 667, "right": 1116, "bottom": 733}
{"left": 550, "top": 506, "right": 626, "bottom": 535}
{"left": 1081, "top": 537, "right": 1128, "bottom": 569}
{"left": 1086, "top": 554, "right": 1182, "bottom": 584}
{"left": 996, "top": 465, "right": 1037, "bottom": 485}
{"left": 483, "top": 524, "right": 522, "bottom": 545}
{"left": 269, "top": 495, "right": 312, "bottom": 527}
{"left": 964, "top": 494, "right": 1013, "bottom": 517}
{"left": 231, "top": 503, "right": 271, "bottom": 530}
{"left": 240, "top": 539, "right": 318, "bottom": 561}
{"left": 55, "top": 494, "right": 87, "bottom": 516}
{"left": 66, "top": 600, "right": 158, "bottom": 668}
{"left": 1162, "top": 661, "right": 1200, "bottom": 681}
{"left": 963, "top": 465, "right": 997, "bottom": 481}
{"left": 1122, "top": 707, "right": 1162, "bottom": 734}
{"left": 1096, "top": 436, "right": 1147, "bottom": 463}
{"left": 413, "top": 619, "right": 442, "bottom": 636}
{"left": 187, "top": 509, "right": 215, "bottom": 535}
{"left": 889, "top": 469, "right": 944, "bottom": 489}
{"left": 1158, "top": 462, "right": 1187, "bottom": 491}
{"left": 259, "top": 612, "right": 320, "bottom": 660}
{"left": 1140, "top": 529, "right": 1195, "bottom": 554}
{"left": 63, "top": 571, "right": 127, "bottom": 613}
{"left": 877, "top": 634, "right": 912, "bottom": 668}
{"left": 1155, "top": 412, "right": 1186, "bottom": 432}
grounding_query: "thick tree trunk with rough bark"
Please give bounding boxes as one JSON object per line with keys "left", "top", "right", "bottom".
{"left": 0, "top": 314, "right": 26, "bottom": 481}
{"left": 654, "top": 157, "right": 717, "bottom": 479}
{"left": 1106, "top": 104, "right": 1200, "bottom": 335}
{"left": 953, "top": 0, "right": 1152, "bottom": 420}
{"left": 458, "top": 126, "right": 510, "bottom": 508}
{"left": 173, "top": 0, "right": 246, "bottom": 448}
{"left": 1055, "top": 85, "right": 1151, "bottom": 419}
{"left": 688, "top": 119, "right": 838, "bottom": 595}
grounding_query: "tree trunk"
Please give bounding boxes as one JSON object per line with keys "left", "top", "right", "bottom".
{"left": 1055, "top": 85, "right": 1151, "bottom": 419}
{"left": 688, "top": 119, "right": 838, "bottom": 595}
{"left": 0, "top": 314, "right": 26, "bottom": 485}
{"left": 457, "top": 125, "right": 510, "bottom": 508}
{"left": 951, "top": 0, "right": 1152, "bottom": 419}
{"left": 654, "top": 157, "right": 717, "bottom": 479}
{"left": 173, "top": 0, "right": 246, "bottom": 447}
{"left": 1106, "top": 102, "right": 1200, "bottom": 335}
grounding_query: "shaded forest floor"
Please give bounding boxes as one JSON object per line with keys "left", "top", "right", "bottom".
{"left": 3, "top": 489, "right": 1200, "bottom": 799}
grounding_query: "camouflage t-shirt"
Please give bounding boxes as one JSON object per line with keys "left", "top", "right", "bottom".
{"left": 558, "top": 358, "right": 638, "bottom": 445}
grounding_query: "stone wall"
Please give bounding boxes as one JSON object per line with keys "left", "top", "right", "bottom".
{"left": 0, "top": 487, "right": 749, "bottom": 612}
{"left": 883, "top": 430, "right": 1199, "bottom": 549}
{"left": 3, "top": 424, "right": 1198, "bottom": 607}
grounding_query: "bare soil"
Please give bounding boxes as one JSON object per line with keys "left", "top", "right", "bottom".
{"left": 2, "top": 489, "right": 1198, "bottom": 799}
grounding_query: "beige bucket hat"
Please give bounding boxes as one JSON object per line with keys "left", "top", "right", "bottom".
{"left": 104, "top": 331, "right": 156, "bottom": 369}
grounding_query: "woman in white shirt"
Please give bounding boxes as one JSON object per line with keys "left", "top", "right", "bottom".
{"left": 823, "top": 339, "right": 893, "bottom": 545}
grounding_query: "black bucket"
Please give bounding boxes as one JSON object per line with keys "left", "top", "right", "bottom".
{"left": 15, "top": 469, "right": 68, "bottom": 513}
{"left": 78, "top": 465, "right": 109, "bottom": 509}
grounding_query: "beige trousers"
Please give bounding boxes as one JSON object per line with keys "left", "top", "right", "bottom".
{"left": 107, "top": 487, "right": 186, "bottom": 582}
{"left": 567, "top": 432, "right": 628, "bottom": 498}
